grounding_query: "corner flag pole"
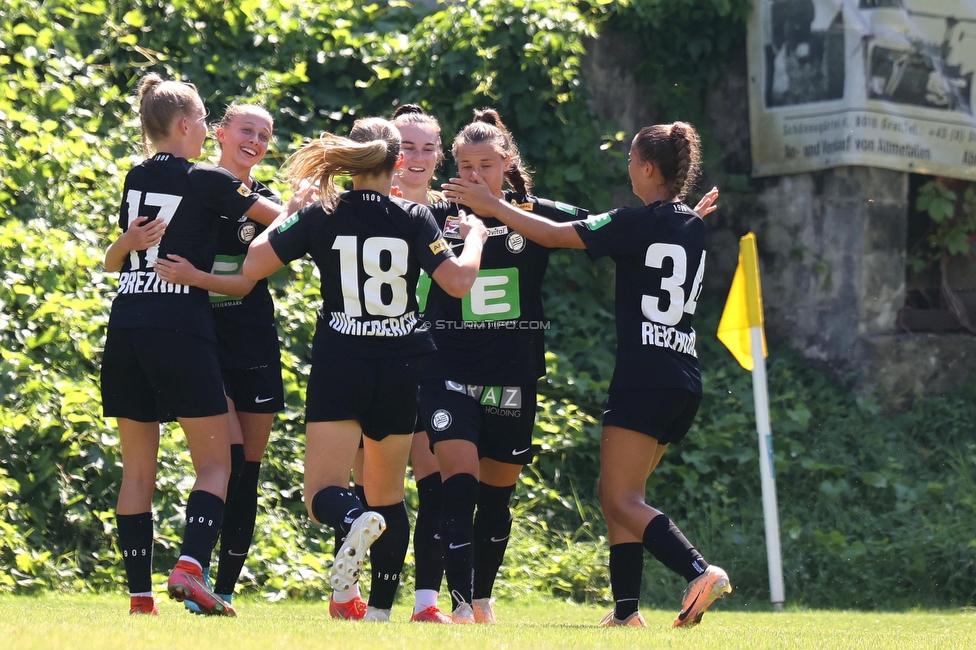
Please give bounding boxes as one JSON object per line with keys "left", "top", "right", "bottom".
{"left": 717, "top": 233, "right": 785, "bottom": 611}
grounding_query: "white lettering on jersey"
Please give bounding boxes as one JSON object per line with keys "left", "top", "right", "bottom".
{"left": 328, "top": 311, "right": 420, "bottom": 337}
{"left": 124, "top": 190, "right": 182, "bottom": 268}
{"left": 640, "top": 244, "right": 705, "bottom": 326}
{"left": 640, "top": 322, "right": 697, "bottom": 357}
{"left": 332, "top": 236, "right": 410, "bottom": 318}
{"left": 117, "top": 271, "right": 190, "bottom": 295}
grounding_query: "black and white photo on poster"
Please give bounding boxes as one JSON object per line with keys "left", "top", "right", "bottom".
{"left": 748, "top": 0, "right": 976, "bottom": 180}
{"left": 764, "top": 0, "right": 846, "bottom": 107}
{"left": 863, "top": 0, "right": 974, "bottom": 114}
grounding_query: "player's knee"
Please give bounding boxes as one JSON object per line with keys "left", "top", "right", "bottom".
{"left": 194, "top": 457, "right": 231, "bottom": 491}
{"left": 599, "top": 485, "right": 643, "bottom": 523}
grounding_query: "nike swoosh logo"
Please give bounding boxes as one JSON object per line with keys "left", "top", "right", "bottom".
{"left": 490, "top": 535, "right": 509, "bottom": 543}
{"left": 511, "top": 447, "right": 530, "bottom": 455}
{"left": 227, "top": 550, "right": 248, "bottom": 557}
{"left": 254, "top": 396, "right": 274, "bottom": 404}
{"left": 448, "top": 542, "right": 471, "bottom": 550}
{"left": 678, "top": 592, "right": 702, "bottom": 621}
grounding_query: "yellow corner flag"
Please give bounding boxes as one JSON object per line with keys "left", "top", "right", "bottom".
{"left": 717, "top": 232, "right": 768, "bottom": 370}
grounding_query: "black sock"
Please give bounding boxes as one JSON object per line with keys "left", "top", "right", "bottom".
{"left": 179, "top": 490, "right": 224, "bottom": 566}
{"left": 609, "top": 543, "right": 644, "bottom": 620}
{"left": 413, "top": 473, "right": 444, "bottom": 592}
{"left": 472, "top": 482, "right": 515, "bottom": 600}
{"left": 366, "top": 502, "right": 410, "bottom": 610}
{"left": 226, "top": 443, "right": 246, "bottom": 506}
{"left": 354, "top": 483, "right": 368, "bottom": 508}
{"left": 117, "top": 512, "right": 154, "bottom": 594}
{"left": 642, "top": 514, "right": 708, "bottom": 582}
{"left": 332, "top": 484, "right": 369, "bottom": 556}
{"left": 440, "top": 473, "right": 478, "bottom": 608}
{"left": 214, "top": 460, "right": 260, "bottom": 595}
{"left": 312, "top": 486, "right": 364, "bottom": 540}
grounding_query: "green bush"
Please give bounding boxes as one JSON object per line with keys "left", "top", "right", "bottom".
{"left": 3, "top": 0, "right": 976, "bottom": 611}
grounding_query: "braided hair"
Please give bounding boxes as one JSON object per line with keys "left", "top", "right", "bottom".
{"left": 451, "top": 108, "right": 533, "bottom": 195}
{"left": 632, "top": 121, "right": 701, "bottom": 201}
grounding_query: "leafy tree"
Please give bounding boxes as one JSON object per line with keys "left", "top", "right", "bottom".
{"left": 3, "top": 0, "right": 976, "bottom": 609}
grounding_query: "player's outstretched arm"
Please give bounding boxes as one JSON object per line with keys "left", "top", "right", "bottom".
{"left": 430, "top": 212, "right": 487, "bottom": 298}
{"left": 242, "top": 228, "right": 285, "bottom": 281}
{"left": 154, "top": 254, "right": 256, "bottom": 297}
{"left": 443, "top": 175, "right": 584, "bottom": 250}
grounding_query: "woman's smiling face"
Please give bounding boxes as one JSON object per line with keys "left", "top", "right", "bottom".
{"left": 217, "top": 108, "right": 273, "bottom": 170}
{"left": 397, "top": 122, "right": 440, "bottom": 191}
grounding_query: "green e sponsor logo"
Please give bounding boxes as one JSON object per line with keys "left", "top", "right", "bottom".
{"left": 461, "top": 268, "right": 520, "bottom": 321}
{"left": 416, "top": 271, "right": 431, "bottom": 311}
{"left": 209, "top": 254, "right": 245, "bottom": 302}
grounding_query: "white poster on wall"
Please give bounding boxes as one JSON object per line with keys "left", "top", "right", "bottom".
{"left": 748, "top": 0, "right": 976, "bottom": 180}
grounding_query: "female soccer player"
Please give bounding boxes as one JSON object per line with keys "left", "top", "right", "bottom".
{"left": 153, "top": 103, "right": 285, "bottom": 610}
{"left": 101, "top": 74, "right": 292, "bottom": 616}
{"left": 391, "top": 103, "right": 454, "bottom": 623}
{"left": 419, "top": 108, "right": 589, "bottom": 624}
{"left": 242, "top": 117, "right": 487, "bottom": 622}
{"left": 443, "top": 121, "right": 729, "bottom": 628}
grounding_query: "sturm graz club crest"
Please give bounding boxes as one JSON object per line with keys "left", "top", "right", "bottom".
{"left": 506, "top": 230, "right": 525, "bottom": 254}
{"left": 430, "top": 409, "right": 452, "bottom": 431}
{"left": 238, "top": 222, "right": 256, "bottom": 243}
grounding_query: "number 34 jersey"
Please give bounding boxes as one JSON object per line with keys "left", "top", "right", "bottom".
{"left": 573, "top": 201, "right": 706, "bottom": 395}
{"left": 108, "top": 153, "right": 260, "bottom": 339}
{"left": 423, "top": 193, "right": 588, "bottom": 386}
{"left": 267, "top": 190, "right": 455, "bottom": 360}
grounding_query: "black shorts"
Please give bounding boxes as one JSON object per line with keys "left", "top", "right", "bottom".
{"left": 101, "top": 328, "right": 228, "bottom": 422}
{"left": 419, "top": 379, "right": 537, "bottom": 465}
{"left": 603, "top": 388, "right": 701, "bottom": 445}
{"left": 222, "top": 363, "right": 284, "bottom": 414}
{"left": 305, "top": 355, "right": 425, "bottom": 441}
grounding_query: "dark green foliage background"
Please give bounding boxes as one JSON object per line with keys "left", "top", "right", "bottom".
{"left": 2, "top": 0, "right": 975, "bottom": 610}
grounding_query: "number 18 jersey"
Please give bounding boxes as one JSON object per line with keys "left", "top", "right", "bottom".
{"left": 267, "top": 190, "right": 454, "bottom": 360}
{"left": 573, "top": 201, "right": 706, "bottom": 395}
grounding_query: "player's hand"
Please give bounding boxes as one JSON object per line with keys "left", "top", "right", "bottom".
{"left": 693, "top": 187, "right": 719, "bottom": 219}
{"left": 284, "top": 179, "right": 317, "bottom": 214}
{"left": 120, "top": 216, "right": 166, "bottom": 250}
{"left": 458, "top": 209, "right": 488, "bottom": 245}
{"left": 153, "top": 254, "right": 201, "bottom": 286}
{"left": 442, "top": 173, "right": 496, "bottom": 215}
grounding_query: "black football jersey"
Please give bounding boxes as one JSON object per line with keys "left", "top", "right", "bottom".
{"left": 108, "top": 153, "right": 260, "bottom": 339}
{"left": 573, "top": 201, "right": 706, "bottom": 395}
{"left": 267, "top": 190, "right": 454, "bottom": 359}
{"left": 423, "top": 192, "right": 588, "bottom": 385}
{"left": 211, "top": 179, "right": 281, "bottom": 368}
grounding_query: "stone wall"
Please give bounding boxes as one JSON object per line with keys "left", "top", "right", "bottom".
{"left": 582, "top": 31, "right": 976, "bottom": 406}
{"left": 757, "top": 167, "right": 907, "bottom": 363}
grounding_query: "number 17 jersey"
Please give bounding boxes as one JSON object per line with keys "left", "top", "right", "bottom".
{"left": 108, "top": 153, "right": 260, "bottom": 339}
